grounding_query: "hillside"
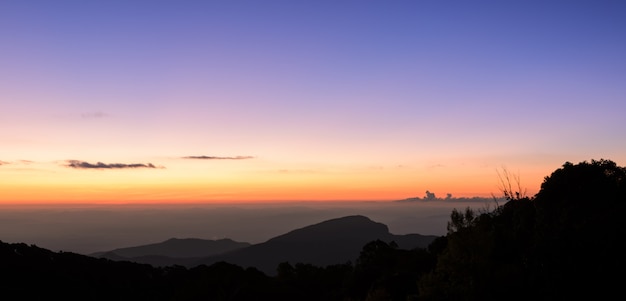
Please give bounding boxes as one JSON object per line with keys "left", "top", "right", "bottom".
{"left": 90, "top": 215, "right": 437, "bottom": 274}
{"left": 91, "top": 238, "right": 250, "bottom": 266}
{"left": 193, "top": 215, "right": 437, "bottom": 274}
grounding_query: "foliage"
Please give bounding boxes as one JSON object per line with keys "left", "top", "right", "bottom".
{"left": 418, "top": 159, "right": 626, "bottom": 300}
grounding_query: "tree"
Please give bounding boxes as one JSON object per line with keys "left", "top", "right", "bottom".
{"left": 531, "top": 159, "right": 626, "bottom": 299}
{"left": 419, "top": 159, "right": 626, "bottom": 300}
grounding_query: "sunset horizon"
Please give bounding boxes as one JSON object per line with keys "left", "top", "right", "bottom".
{"left": 0, "top": 155, "right": 564, "bottom": 204}
{"left": 2, "top": 1, "right": 625, "bottom": 205}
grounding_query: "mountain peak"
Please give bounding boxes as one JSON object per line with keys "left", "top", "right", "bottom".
{"left": 94, "top": 238, "right": 250, "bottom": 259}
{"left": 267, "top": 215, "right": 389, "bottom": 243}
{"left": 196, "top": 215, "right": 437, "bottom": 275}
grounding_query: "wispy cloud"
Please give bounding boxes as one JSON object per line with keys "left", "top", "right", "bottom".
{"left": 66, "top": 160, "right": 162, "bottom": 169}
{"left": 427, "top": 164, "right": 446, "bottom": 169}
{"left": 277, "top": 169, "right": 320, "bottom": 174}
{"left": 80, "top": 111, "right": 108, "bottom": 119}
{"left": 182, "top": 155, "right": 254, "bottom": 160}
{"left": 0, "top": 160, "right": 31, "bottom": 165}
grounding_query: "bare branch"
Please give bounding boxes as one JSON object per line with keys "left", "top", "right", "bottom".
{"left": 496, "top": 166, "right": 527, "bottom": 201}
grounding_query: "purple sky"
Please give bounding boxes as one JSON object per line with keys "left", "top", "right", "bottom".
{"left": 1, "top": 1, "right": 625, "bottom": 202}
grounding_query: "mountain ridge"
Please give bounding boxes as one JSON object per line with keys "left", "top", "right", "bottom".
{"left": 192, "top": 215, "right": 437, "bottom": 275}
{"left": 91, "top": 237, "right": 250, "bottom": 258}
{"left": 91, "top": 215, "right": 438, "bottom": 275}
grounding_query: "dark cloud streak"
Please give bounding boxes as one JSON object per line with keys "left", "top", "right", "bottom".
{"left": 66, "top": 160, "right": 161, "bottom": 169}
{"left": 0, "top": 160, "right": 36, "bottom": 167}
{"left": 182, "top": 155, "right": 254, "bottom": 160}
{"left": 81, "top": 111, "right": 108, "bottom": 119}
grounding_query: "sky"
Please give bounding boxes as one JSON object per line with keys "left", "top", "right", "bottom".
{"left": 1, "top": 0, "right": 625, "bottom": 204}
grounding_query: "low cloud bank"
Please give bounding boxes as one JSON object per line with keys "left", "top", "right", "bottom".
{"left": 398, "top": 190, "right": 505, "bottom": 204}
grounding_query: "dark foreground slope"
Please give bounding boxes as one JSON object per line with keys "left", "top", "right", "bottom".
{"left": 0, "top": 238, "right": 436, "bottom": 301}
{"left": 1, "top": 241, "right": 169, "bottom": 300}
{"left": 0, "top": 240, "right": 303, "bottom": 301}
{"left": 193, "top": 215, "right": 437, "bottom": 274}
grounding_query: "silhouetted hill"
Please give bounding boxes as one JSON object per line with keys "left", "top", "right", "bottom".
{"left": 91, "top": 238, "right": 250, "bottom": 267}
{"left": 0, "top": 240, "right": 291, "bottom": 300}
{"left": 193, "top": 215, "right": 437, "bottom": 275}
{"left": 0, "top": 240, "right": 170, "bottom": 300}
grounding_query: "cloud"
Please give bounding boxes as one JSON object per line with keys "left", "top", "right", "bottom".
{"left": 277, "top": 169, "right": 319, "bottom": 174}
{"left": 66, "top": 160, "right": 162, "bottom": 169}
{"left": 427, "top": 164, "right": 446, "bottom": 169}
{"left": 397, "top": 192, "right": 505, "bottom": 204}
{"left": 182, "top": 155, "right": 254, "bottom": 160}
{"left": 81, "top": 111, "right": 108, "bottom": 119}
{"left": 1, "top": 160, "right": 34, "bottom": 165}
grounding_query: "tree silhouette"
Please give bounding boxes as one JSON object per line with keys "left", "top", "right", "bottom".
{"left": 531, "top": 159, "right": 626, "bottom": 299}
{"left": 418, "top": 159, "right": 626, "bottom": 300}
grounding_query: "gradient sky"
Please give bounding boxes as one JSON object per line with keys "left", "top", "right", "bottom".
{"left": 1, "top": 0, "right": 625, "bottom": 203}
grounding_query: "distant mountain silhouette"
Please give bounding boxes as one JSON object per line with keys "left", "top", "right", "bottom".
{"left": 89, "top": 216, "right": 437, "bottom": 274}
{"left": 193, "top": 215, "right": 437, "bottom": 275}
{"left": 91, "top": 238, "right": 250, "bottom": 266}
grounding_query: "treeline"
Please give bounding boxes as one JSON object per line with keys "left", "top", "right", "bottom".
{"left": 1, "top": 159, "right": 624, "bottom": 300}
{"left": 0, "top": 238, "right": 432, "bottom": 300}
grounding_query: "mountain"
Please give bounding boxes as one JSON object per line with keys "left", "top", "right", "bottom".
{"left": 193, "top": 215, "right": 438, "bottom": 275}
{"left": 89, "top": 215, "right": 438, "bottom": 274}
{"left": 91, "top": 238, "right": 250, "bottom": 266}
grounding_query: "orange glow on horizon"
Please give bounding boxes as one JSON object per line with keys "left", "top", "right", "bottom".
{"left": 0, "top": 170, "right": 544, "bottom": 205}
{"left": 0, "top": 155, "right": 559, "bottom": 205}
